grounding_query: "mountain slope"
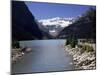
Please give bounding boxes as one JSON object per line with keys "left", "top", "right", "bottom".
{"left": 12, "top": 1, "right": 43, "bottom": 40}
{"left": 36, "top": 21, "right": 54, "bottom": 39}
{"left": 58, "top": 8, "right": 96, "bottom": 39}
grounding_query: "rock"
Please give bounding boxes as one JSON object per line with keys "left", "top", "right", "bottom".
{"left": 26, "top": 48, "right": 32, "bottom": 52}
{"left": 12, "top": 48, "right": 23, "bottom": 64}
{"left": 12, "top": 47, "right": 32, "bottom": 64}
{"left": 64, "top": 45, "right": 96, "bottom": 70}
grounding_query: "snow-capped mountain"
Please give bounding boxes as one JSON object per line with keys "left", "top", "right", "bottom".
{"left": 38, "top": 17, "right": 75, "bottom": 37}
{"left": 38, "top": 17, "right": 74, "bottom": 27}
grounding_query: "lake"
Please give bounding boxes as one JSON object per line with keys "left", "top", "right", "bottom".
{"left": 12, "top": 39, "right": 74, "bottom": 74}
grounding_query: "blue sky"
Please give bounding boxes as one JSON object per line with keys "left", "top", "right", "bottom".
{"left": 25, "top": 1, "right": 95, "bottom": 20}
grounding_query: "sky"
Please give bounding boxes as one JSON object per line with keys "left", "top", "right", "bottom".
{"left": 25, "top": 1, "right": 95, "bottom": 20}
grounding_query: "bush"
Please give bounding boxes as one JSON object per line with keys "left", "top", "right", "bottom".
{"left": 65, "top": 38, "right": 71, "bottom": 45}
{"left": 82, "top": 44, "right": 94, "bottom": 52}
{"left": 77, "top": 44, "right": 83, "bottom": 48}
{"left": 65, "top": 37, "right": 78, "bottom": 48}
{"left": 71, "top": 38, "right": 78, "bottom": 48}
{"left": 12, "top": 40, "right": 20, "bottom": 48}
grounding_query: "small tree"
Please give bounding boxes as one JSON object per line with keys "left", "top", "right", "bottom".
{"left": 65, "top": 37, "right": 71, "bottom": 45}
{"left": 65, "top": 35, "right": 78, "bottom": 48}
{"left": 12, "top": 40, "right": 20, "bottom": 48}
{"left": 70, "top": 37, "right": 78, "bottom": 48}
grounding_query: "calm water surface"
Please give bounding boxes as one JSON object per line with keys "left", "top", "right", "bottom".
{"left": 12, "top": 39, "right": 74, "bottom": 74}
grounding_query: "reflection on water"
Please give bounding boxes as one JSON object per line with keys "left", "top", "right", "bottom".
{"left": 12, "top": 40, "right": 74, "bottom": 74}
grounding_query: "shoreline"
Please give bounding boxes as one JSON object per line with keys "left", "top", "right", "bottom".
{"left": 64, "top": 45, "right": 96, "bottom": 70}
{"left": 12, "top": 48, "right": 23, "bottom": 64}
{"left": 12, "top": 47, "right": 32, "bottom": 64}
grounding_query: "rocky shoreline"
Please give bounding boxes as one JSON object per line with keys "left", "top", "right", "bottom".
{"left": 64, "top": 45, "right": 96, "bottom": 70}
{"left": 12, "top": 48, "right": 32, "bottom": 64}
{"left": 12, "top": 48, "right": 23, "bottom": 64}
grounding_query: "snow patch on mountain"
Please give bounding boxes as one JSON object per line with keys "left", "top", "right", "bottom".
{"left": 38, "top": 17, "right": 74, "bottom": 27}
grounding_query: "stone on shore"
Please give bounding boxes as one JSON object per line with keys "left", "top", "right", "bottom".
{"left": 12, "top": 47, "right": 32, "bottom": 64}
{"left": 64, "top": 45, "right": 96, "bottom": 70}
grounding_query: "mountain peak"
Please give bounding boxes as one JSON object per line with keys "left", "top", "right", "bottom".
{"left": 38, "top": 17, "right": 74, "bottom": 27}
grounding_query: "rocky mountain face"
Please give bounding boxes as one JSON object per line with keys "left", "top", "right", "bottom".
{"left": 12, "top": 1, "right": 43, "bottom": 40}
{"left": 36, "top": 21, "right": 54, "bottom": 39}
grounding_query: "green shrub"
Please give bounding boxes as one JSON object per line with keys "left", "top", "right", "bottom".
{"left": 82, "top": 44, "right": 94, "bottom": 52}
{"left": 65, "top": 37, "right": 78, "bottom": 48}
{"left": 77, "top": 44, "right": 83, "bottom": 48}
{"left": 65, "top": 38, "right": 71, "bottom": 45}
{"left": 70, "top": 38, "right": 78, "bottom": 48}
{"left": 12, "top": 40, "right": 20, "bottom": 48}
{"left": 70, "top": 39, "right": 75, "bottom": 48}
